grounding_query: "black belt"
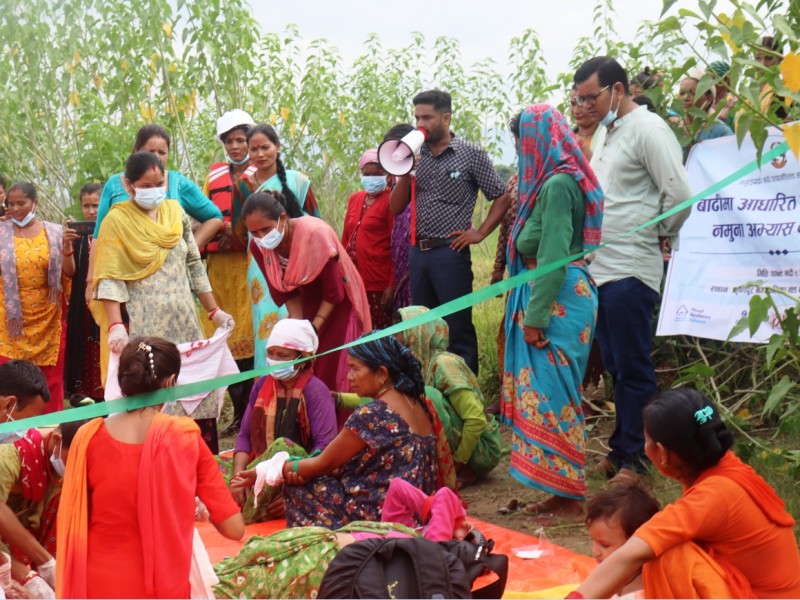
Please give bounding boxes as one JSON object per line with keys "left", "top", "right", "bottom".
{"left": 415, "top": 238, "right": 450, "bottom": 251}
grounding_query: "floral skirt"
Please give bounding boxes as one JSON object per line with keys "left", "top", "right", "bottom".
{"left": 501, "top": 265, "right": 597, "bottom": 500}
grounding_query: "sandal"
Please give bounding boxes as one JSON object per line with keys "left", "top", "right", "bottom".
{"left": 523, "top": 496, "right": 584, "bottom": 518}
{"left": 608, "top": 467, "right": 651, "bottom": 489}
{"left": 497, "top": 498, "right": 521, "bottom": 515}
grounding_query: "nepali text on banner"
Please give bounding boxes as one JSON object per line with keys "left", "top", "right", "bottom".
{"left": 658, "top": 130, "right": 800, "bottom": 343}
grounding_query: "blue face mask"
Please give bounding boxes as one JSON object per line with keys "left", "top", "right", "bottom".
{"left": 266, "top": 357, "right": 299, "bottom": 380}
{"left": 361, "top": 176, "right": 388, "bottom": 195}
{"left": 11, "top": 211, "right": 36, "bottom": 228}
{"left": 227, "top": 153, "right": 250, "bottom": 166}
{"left": 134, "top": 186, "right": 167, "bottom": 210}
{"left": 599, "top": 88, "right": 620, "bottom": 128}
{"left": 0, "top": 401, "right": 24, "bottom": 444}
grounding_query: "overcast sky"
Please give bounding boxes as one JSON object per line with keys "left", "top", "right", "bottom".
{"left": 250, "top": 0, "right": 737, "bottom": 81}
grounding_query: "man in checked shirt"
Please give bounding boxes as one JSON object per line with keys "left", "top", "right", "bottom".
{"left": 390, "top": 90, "right": 512, "bottom": 374}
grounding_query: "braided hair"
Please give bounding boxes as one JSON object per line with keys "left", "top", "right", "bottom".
{"left": 644, "top": 388, "right": 734, "bottom": 476}
{"left": 349, "top": 335, "right": 433, "bottom": 418}
{"left": 246, "top": 124, "right": 300, "bottom": 210}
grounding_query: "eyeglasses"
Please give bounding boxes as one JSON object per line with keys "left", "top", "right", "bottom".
{"left": 574, "top": 85, "right": 610, "bottom": 107}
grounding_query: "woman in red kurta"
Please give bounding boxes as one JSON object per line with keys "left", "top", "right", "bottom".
{"left": 571, "top": 388, "right": 800, "bottom": 599}
{"left": 341, "top": 149, "right": 395, "bottom": 330}
{"left": 57, "top": 338, "right": 243, "bottom": 599}
{"left": 244, "top": 190, "right": 371, "bottom": 398}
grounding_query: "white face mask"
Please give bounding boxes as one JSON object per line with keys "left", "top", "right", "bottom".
{"left": 50, "top": 443, "right": 65, "bottom": 477}
{"left": 0, "top": 402, "right": 24, "bottom": 444}
{"left": 255, "top": 219, "right": 285, "bottom": 250}
{"left": 134, "top": 186, "right": 167, "bottom": 210}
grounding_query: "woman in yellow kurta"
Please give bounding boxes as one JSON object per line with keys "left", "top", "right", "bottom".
{"left": 93, "top": 152, "right": 233, "bottom": 453}
{"left": 0, "top": 182, "right": 75, "bottom": 412}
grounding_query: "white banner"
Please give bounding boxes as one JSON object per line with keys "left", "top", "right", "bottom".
{"left": 657, "top": 132, "right": 800, "bottom": 343}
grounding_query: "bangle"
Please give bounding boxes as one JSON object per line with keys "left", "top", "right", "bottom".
{"left": 565, "top": 592, "right": 585, "bottom": 599}
{"left": 108, "top": 321, "right": 123, "bottom": 332}
{"left": 314, "top": 313, "right": 326, "bottom": 322}
{"left": 62, "top": 250, "right": 74, "bottom": 257}
{"left": 208, "top": 307, "right": 220, "bottom": 320}
{"left": 292, "top": 460, "right": 300, "bottom": 473}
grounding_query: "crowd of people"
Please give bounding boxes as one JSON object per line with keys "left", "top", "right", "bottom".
{"left": 0, "top": 40, "right": 798, "bottom": 599}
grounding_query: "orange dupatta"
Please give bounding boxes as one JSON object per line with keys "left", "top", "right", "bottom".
{"left": 254, "top": 216, "right": 372, "bottom": 332}
{"left": 56, "top": 417, "right": 102, "bottom": 599}
{"left": 56, "top": 414, "right": 202, "bottom": 599}
{"left": 694, "top": 451, "right": 795, "bottom": 527}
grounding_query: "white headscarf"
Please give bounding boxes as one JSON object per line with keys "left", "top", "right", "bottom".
{"left": 266, "top": 319, "right": 319, "bottom": 354}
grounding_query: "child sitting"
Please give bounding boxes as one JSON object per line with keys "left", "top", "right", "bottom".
{"left": 585, "top": 485, "right": 660, "bottom": 599}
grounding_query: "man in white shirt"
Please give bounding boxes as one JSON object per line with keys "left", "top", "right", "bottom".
{"left": 574, "top": 56, "right": 692, "bottom": 482}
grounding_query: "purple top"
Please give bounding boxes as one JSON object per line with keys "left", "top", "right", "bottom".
{"left": 234, "top": 374, "right": 338, "bottom": 455}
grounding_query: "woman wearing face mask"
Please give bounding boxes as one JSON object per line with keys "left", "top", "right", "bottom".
{"left": 57, "top": 337, "right": 244, "bottom": 599}
{"left": 86, "top": 124, "right": 223, "bottom": 385}
{"left": 91, "top": 124, "right": 223, "bottom": 244}
{"left": 0, "top": 182, "right": 76, "bottom": 412}
{"left": 243, "top": 190, "right": 370, "bottom": 401}
{"left": 199, "top": 110, "right": 257, "bottom": 435}
{"left": 341, "top": 149, "right": 396, "bottom": 330}
{"left": 220, "top": 318, "right": 337, "bottom": 523}
{"left": 93, "top": 152, "right": 234, "bottom": 452}
{"left": 238, "top": 124, "right": 320, "bottom": 372}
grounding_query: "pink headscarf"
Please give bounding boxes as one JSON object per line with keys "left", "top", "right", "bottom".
{"left": 358, "top": 148, "right": 379, "bottom": 171}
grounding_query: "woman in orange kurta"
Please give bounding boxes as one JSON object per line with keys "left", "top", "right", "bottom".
{"left": 57, "top": 337, "right": 244, "bottom": 599}
{"left": 0, "top": 183, "right": 76, "bottom": 412}
{"left": 571, "top": 388, "right": 800, "bottom": 599}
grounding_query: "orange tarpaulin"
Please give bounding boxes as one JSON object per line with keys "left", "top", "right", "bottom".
{"left": 197, "top": 517, "right": 595, "bottom": 597}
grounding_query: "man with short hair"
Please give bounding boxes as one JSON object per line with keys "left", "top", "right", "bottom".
{"left": 0, "top": 360, "right": 56, "bottom": 596}
{"left": 573, "top": 57, "right": 692, "bottom": 482}
{"left": 390, "top": 90, "right": 511, "bottom": 374}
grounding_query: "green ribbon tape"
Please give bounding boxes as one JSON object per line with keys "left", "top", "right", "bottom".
{"left": 0, "top": 141, "right": 788, "bottom": 433}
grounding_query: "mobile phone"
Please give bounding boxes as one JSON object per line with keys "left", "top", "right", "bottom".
{"left": 66, "top": 220, "right": 95, "bottom": 236}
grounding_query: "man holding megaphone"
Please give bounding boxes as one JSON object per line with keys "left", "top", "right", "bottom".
{"left": 389, "top": 90, "right": 512, "bottom": 375}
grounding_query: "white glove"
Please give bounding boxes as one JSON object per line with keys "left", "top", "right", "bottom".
{"left": 35, "top": 559, "right": 55, "bottom": 589}
{"left": 108, "top": 323, "right": 129, "bottom": 353}
{"left": 0, "top": 552, "right": 10, "bottom": 588}
{"left": 211, "top": 308, "right": 234, "bottom": 330}
{"left": 194, "top": 497, "right": 209, "bottom": 522}
{"left": 23, "top": 575, "right": 54, "bottom": 599}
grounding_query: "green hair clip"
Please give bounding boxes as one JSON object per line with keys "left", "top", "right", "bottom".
{"left": 694, "top": 406, "right": 714, "bottom": 425}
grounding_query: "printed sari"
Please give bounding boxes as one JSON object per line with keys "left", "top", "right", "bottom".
{"left": 501, "top": 104, "right": 603, "bottom": 500}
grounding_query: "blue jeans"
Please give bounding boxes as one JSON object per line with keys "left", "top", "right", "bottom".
{"left": 595, "top": 277, "right": 659, "bottom": 472}
{"left": 409, "top": 245, "right": 478, "bottom": 374}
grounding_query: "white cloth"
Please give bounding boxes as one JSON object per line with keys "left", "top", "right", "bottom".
{"left": 189, "top": 528, "right": 218, "bottom": 599}
{"left": 267, "top": 319, "right": 318, "bottom": 353}
{"left": 23, "top": 576, "right": 54, "bottom": 599}
{"left": 105, "top": 325, "right": 239, "bottom": 417}
{"left": 589, "top": 105, "right": 692, "bottom": 292}
{"left": 252, "top": 451, "right": 289, "bottom": 505}
{"left": 0, "top": 553, "right": 10, "bottom": 589}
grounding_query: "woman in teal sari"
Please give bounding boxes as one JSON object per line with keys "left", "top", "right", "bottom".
{"left": 239, "top": 124, "right": 320, "bottom": 369}
{"left": 501, "top": 104, "right": 604, "bottom": 520}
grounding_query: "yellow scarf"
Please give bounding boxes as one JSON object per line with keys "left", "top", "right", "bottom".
{"left": 93, "top": 199, "right": 183, "bottom": 285}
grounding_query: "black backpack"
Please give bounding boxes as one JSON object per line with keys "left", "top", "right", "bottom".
{"left": 318, "top": 536, "right": 471, "bottom": 599}
{"left": 318, "top": 535, "right": 508, "bottom": 599}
